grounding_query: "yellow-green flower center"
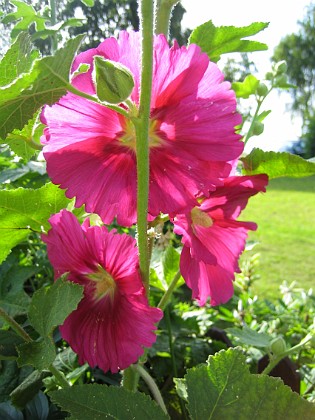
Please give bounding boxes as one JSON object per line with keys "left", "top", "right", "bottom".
{"left": 119, "top": 118, "right": 163, "bottom": 150}
{"left": 87, "top": 265, "right": 116, "bottom": 302}
{"left": 191, "top": 207, "right": 213, "bottom": 233}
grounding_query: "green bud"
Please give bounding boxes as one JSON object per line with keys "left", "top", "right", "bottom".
{"left": 269, "top": 336, "right": 287, "bottom": 355}
{"left": 93, "top": 56, "right": 134, "bottom": 104}
{"left": 274, "top": 74, "right": 288, "bottom": 87}
{"left": 252, "top": 121, "right": 264, "bottom": 136}
{"left": 275, "top": 60, "right": 288, "bottom": 74}
{"left": 265, "top": 72, "right": 274, "bottom": 81}
{"left": 256, "top": 82, "right": 268, "bottom": 97}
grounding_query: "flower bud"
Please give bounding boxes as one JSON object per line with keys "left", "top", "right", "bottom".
{"left": 93, "top": 56, "right": 134, "bottom": 104}
{"left": 256, "top": 82, "right": 268, "bottom": 97}
{"left": 275, "top": 74, "right": 288, "bottom": 87}
{"left": 265, "top": 72, "right": 274, "bottom": 81}
{"left": 269, "top": 336, "right": 287, "bottom": 355}
{"left": 252, "top": 121, "right": 264, "bottom": 136}
{"left": 275, "top": 60, "right": 288, "bottom": 74}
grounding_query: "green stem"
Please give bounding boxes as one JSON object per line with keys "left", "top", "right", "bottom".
{"left": 65, "top": 83, "right": 130, "bottom": 119}
{"left": 158, "top": 270, "right": 181, "bottom": 310}
{"left": 135, "top": 0, "right": 154, "bottom": 292}
{"left": 155, "top": 0, "right": 180, "bottom": 36}
{"left": 132, "top": 364, "right": 168, "bottom": 414}
{"left": 0, "top": 307, "right": 32, "bottom": 343}
{"left": 262, "top": 333, "right": 313, "bottom": 375}
{"left": 49, "top": 364, "right": 70, "bottom": 388}
{"left": 6, "top": 133, "right": 43, "bottom": 151}
{"left": 122, "top": 366, "right": 140, "bottom": 392}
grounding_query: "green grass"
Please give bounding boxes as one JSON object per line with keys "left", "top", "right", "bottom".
{"left": 241, "top": 175, "right": 315, "bottom": 299}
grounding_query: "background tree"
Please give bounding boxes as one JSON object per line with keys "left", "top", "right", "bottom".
{"left": 273, "top": 1, "right": 315, "bottom": 157}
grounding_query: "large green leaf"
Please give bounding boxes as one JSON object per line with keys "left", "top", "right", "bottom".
{"left": 0, "top": 34, "right": 84, "bottom": 139}
{"left": 189, "top": 21, "right": 268, "bottom": 62}
{"left": 17, "top": 338, "right": 56, "bottom": 370}
{"left": 50, "top": 384, "right": 169, "bottom": 419}
{"left": 0, "top": 183, "right": 71, "bottom": 264}
{"left": 10, "top": 370, "right": 51, "bottom": 409}
{"left": 241, "top": 148, "right": 315, "bottom": 178}
{"left": 0, "top": 32, "right": 38, "bottom": 86}
{"left": 28, "top": 277, "right": 83, "bottom": 337}
{"left": 184, "top": 348, "right": 315, "bottom": 419}
{"left": 0, "top": 330, "right": 24, "bottom": 359}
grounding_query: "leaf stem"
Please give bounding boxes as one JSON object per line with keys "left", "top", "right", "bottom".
{"left": 0, "top": 307, "right": 32, "bottom": 343}
{"left": 155, "top": 0, "right": 180, "bottom": 36}
{"left": 158, "top": 270, "right": 182, "bottom": 310}
{"left": 49, "top": 0, "right": 58, "bottom": 54}
{"left": 132, "top": 364, "right": 168, "bottom": 415}
{"left": 49, "top": 363, "right": 70, "bottom": 388}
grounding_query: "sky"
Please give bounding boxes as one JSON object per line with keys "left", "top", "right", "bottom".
{"left": 181, "top": 0, "right": 313, "bottom": 152}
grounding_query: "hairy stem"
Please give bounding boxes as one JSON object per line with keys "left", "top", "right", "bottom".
{"left": 0, "top": 307, "right": 32, "bottom": 343}
{"left": 155, "top": 0, "right": 180, "bottom": 36}
{"left": 132, "top": 364, "right": 168, "bottom": 414}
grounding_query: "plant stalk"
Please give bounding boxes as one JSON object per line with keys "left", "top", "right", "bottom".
{"left": 155, "top": 0, "right": 180, "bottom": 36}
{"left": 158, "top": 270, "right": 182, "bottom": 310}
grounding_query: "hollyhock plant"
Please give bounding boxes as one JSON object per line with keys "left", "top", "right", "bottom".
{"left": 41, "top": 30, "right": 243, "bottom": 226}
{"left": 42, "top": 209, "right": 162, "bottom": 373}
{"left": 173, "top": 174, "right": 269, "bottom": 306}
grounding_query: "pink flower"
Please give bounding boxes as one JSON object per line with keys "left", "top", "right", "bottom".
{"left": 42, "top": 210, "right": 162, "bottom": 373}
{"left": 173, "top": 174, "right": 268, "bottom": 306}
{"left": 41, "top": 31, "right": 243, "bottom": 226}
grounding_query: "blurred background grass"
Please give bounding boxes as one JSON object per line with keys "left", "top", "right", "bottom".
{"left": 241, "top": 175, "right": 315, "bottom": 299}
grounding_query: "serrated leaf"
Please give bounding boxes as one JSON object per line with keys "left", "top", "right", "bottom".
{"left": 189, "top": 21, "right": 269, "bottom": 62}
{"left": 50, "top": 384, "right": 169, "bottom": 419}
{"left": 241, "top": 148, "right": 315, "bottom": 178}
{"left": 232, "top": 74, "right": 259, "bottom": 99}
{"left": 0, "top": 330, "right": 24, "bottom": 359}
{"left": 226, "top": 325, "right": 271, "bottom": 348}
{"left": 0, "top": 33, "right": 38, "bottom": 86}
{"left": 1, "top": 112, "right": 43, "bottom": 161}
{"left": 0, "top": 183, "right": 71, "bottom": 264}
{"left": 0, "top": 35, "right": 84, "bottom": 139}
{"left": 10, "top": 370, "right": 51, "bottom": 409}
{"left": 28, "top": 278, "right": 83, "bottom": 337}
{"left": 0, "top": 253, "right": 33, "bottom": 320}
{"left": 17, "top": 338, "right": 56, "bottom": 370}
{"left": 2, "top": 0, "right": 48, "bottom": 39}
{"left": 185, "top": 348, "right": 315, "bottom": 419}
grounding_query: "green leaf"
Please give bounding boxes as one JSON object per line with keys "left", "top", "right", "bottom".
{"left": 0, "top": 32, "right": 38, "bottom": 86}
{"left": 2, "top": 0, "right": 48, "bottom": 39}
{"left": 28, "top": 277, "right": 83, "bottom": 337}
{"left": 17, "top": 338, "right": 55, "bottom": 370}
{"left": 241, "top": 148, "right": 315, "bottom": 178}
{"left": 50, "top": 384, "right": 169, "bottom": 419}
{"left": 10, "top": 370, "right": 51, "bottom": 409}
{"left": 189, "top": 21, "right": 269, "bottom": 62}
{"left": 0, "top": 330, "right": 24, "bottom": 359}
{"left": 257, "top": 110, "right": 271, "bottom": 122}
{"left": 225, "top": 325, "right": 271, "bottom": 348}
{"left": 1, "top": 113, "right": 43, "bottom": 161}
{"left": 80, "top": 0, "right": 95, "bottom": 6}
{"left": 0, "top": 34, "right": 84, "bottom": 139}
{"left": 0, "top": 182, "right": 71, "bottom": 264}
{"left": 0, "top": 360, "right": 32, "bottom": 403}
{"left": 232, "top": 75, "right": 259, "bottom": 99}
{"left": 185, "top": 348, "right": 315, "bottom": 420}
{"left": 0, "top": 253, "right": 33, "bottom": 320}
{"left": 162, "top": 246, "right": 181, "bottom": 285}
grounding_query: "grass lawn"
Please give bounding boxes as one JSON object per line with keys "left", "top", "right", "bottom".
{"left": 241, "top": 175, "right": 315, "bottom": 299}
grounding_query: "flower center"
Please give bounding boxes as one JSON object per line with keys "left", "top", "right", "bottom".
{"left": 119, "top": 118, "right": 163, "bottom": 150}
{"left": 191, "top": 207, "right": 213, "bottom": 229}
{"left": 87, "top": 265, "right": 116, "bottom": 302}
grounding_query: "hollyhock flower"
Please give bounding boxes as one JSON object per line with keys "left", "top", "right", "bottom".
{"left": 173, "top": 174, "right": 268, "bottom": 306}
{"left": 42, "top": 209, "right": 162, "bottom": 373}
{"left": 41, "top": 31, "right": 243, "bottom": 226}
